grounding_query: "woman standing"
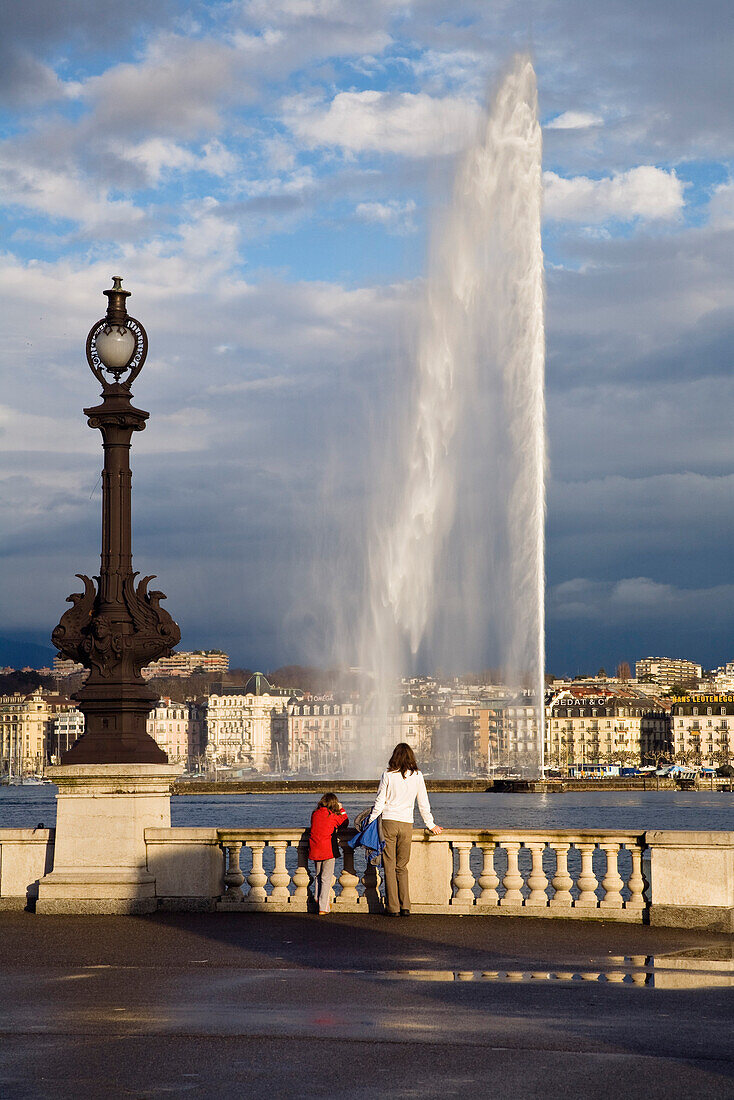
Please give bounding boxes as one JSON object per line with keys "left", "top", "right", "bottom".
{"left": 368, "top": 743, "right": 442, "bottom": 916}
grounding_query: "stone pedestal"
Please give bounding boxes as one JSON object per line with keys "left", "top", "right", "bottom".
{"left": 36, "top": 763, "right": 182, "bottom": 914}
{"left": 647, "top": 830, "right": 734, "bottom": 933}
{"left": 409, "top": 833, "right": 454, "bottom": 911}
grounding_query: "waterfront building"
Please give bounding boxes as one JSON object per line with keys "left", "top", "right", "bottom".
{"left": 1, "top": 690, "right": 77, "bottom": 775}
{"left": 670, "top": 693, "right": 734, "bottom": 768}
{"left": 360, "top": 695, "right": 448, "bottom": 770}
{"left": 204, "top": 672, "right": 288, "bottom": 772}
{"left": 433, "top": 712, "right": 481, "bottom": 774}
{"left": 486, "top": 695, "right": 541, "bottom": 773}
{"left": 288, "top": 698, "right": 360, "bottom": 773}
{"left": 51, "top": 708, "right": 85, "bottom": 762}
{"left": 635, "top": 656, "right": 702, "bottom": 690}
{"left": 546, "top": 691, "right": 671, "bottom": 770}
{"left": 146, "top": 698, "right": 204, "bottom": 769}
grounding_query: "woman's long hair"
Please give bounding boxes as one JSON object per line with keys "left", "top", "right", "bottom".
{"left": 387, "top": 742, "right": 418, "bottom": 777}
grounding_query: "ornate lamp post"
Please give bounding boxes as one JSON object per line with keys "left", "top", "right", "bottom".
{"left": 52, "top": 278, "right": 180, "bottom": 764}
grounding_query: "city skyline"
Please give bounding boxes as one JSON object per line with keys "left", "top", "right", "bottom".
{"left": 2, "top": 2, "right": 733, "bottom": 674}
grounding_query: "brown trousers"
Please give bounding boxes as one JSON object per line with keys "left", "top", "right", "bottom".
{"left": 381, "top": 819, "right": 413, "bottom": 913}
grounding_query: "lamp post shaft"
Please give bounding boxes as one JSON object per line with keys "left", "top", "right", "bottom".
{"left": 52, "top": 280, "right": 180, "bottom": 764}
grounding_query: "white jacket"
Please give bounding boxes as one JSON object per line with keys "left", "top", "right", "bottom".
{"left": 368, "top": 769, "right": 435, "bottom": 830}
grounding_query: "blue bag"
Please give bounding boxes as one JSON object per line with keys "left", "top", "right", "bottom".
{"left": 348, "top": 814, "right": 385, "bottom": 865}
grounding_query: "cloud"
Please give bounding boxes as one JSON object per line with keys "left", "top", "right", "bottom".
{"left": 550, "top": 576, "right": 734, "bottom": 629}
{"left": 121, "top": 139, "right": 239, "bottom": 185}
{"left": 282, "top": 90, "right": 481, "bottom": 156}
{"left": 81, "top": 36, "right": 249, "bottom": 141}
{"left": 355, "top": 198, "right": 417, "bottom": 234}
{"left": 0, "top": 149, "right": 147, "bottom": 235}
{"left": 545, "top": 110, "right": 603, "bottom": 130}
{"left": 543, "top": 166, "right": 686, "bottom": 223}
{"left": 0, "top": 0, "right": 175, "bottom": 108}
{"left": 2, "top": 1, "right": 734, "bottom": 675}
{"left": 407, "top": 48, "right": 490, "bottom": 94}
{"left": 708, "top": 180, "right": 734, "bottom": 227}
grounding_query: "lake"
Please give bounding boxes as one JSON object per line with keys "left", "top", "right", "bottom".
{"left": 1, "top": 785, "right": 731, "bottom": 832}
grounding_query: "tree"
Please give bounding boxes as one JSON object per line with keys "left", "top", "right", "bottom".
{"left": 670, "top": 678, "right": 698, "bottom": 695}
{"left": 597, "top": 667, "right": 607, "bottom": 679}
{"left": 616, "top": 662, "right": 631, "bottom": 681}
{"left": 0, "top": 669, "right": 55, "bottom": 694}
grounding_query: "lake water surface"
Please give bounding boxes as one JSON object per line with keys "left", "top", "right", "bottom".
{"left": 1, "top": 785, "right": 731, "bottom": 832}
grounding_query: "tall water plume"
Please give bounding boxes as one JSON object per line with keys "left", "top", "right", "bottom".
{"left": 356, "top": 55, "right": 546, "bottom": 775}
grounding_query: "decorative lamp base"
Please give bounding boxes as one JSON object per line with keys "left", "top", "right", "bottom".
{"left": 61, "top": 731, "right": 168, "bottom": 765}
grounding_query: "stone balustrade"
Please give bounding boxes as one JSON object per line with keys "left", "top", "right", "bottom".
{"left": 211, "top": 827, "right": 647, "bottom": 919}
{"left": 1, "top": 825, "right": 731, "bottom": 931}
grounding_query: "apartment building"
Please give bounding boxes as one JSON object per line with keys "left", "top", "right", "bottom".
{"left": 52, "top": 657, "right": 86, "bottom": 678}
{"left": 142, "top": 650, "right": 230, "bottom": 680}
{"left": 670, "top": 694, "right": 734, "bottom": 767}
{"left": 635, "top": 657, "right": 702, "bottom": 690}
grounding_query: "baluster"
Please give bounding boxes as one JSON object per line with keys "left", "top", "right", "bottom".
{"left": 221, "top": 841, "right": 244, "bottom": 902}
{"left": 576, "top": 843, "right": 599, "bottom": 907}
{"left": 626, "top": 844, "right": 645, "bottom": 911}
{"left": 451, "top": 842, "right": 475, "bottom": 905}
{"left": 269, "top": 839, "right": 290, "bottom": 902}
{"left": 477, "top": 842, "right": 499, "bottom": 905}
{"left": 291, "top": 841, "right": 311, "bottom": 908}
{"left": 550, "top": 843, "right": 573, "bottom": 908}
{"left": 362, "top": 857, "right": 382, "bottom": 911}
{"left": 247, "top": 841, "right": 268, "bottom": 903}
{"left": 630, "top": 955, "right": 648, "bottom": 986}
{"left": 526, "top": 843, "right": 549, "bottom": 906}
{"left": 500, "top": 842, "right": 524, "bottom": 906}
{"left": 338, "top": 843, "right": 359, "bottom": 907}
{"left": 600, "top": 842, "right": 624, "bottom": 909}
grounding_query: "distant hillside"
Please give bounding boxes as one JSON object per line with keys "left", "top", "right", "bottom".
{"left": 0, "top": 635, "right": 55, "bottom": 669}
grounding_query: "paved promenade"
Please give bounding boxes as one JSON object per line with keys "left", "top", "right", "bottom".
{"left": 0, "top": 912, "right": 732, "bottom": 1099}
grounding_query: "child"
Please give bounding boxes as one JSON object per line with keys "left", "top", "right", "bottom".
{"left": 308, "top": 793, "right": 348, "bottom": 914}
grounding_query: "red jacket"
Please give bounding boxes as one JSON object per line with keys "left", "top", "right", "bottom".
{"left": 309, "top": 806, "right": 348, "bottom": 861}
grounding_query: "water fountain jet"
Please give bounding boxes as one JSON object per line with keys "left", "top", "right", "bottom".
{"left": 356, "top": 54, "right": 546, "bottom": 778}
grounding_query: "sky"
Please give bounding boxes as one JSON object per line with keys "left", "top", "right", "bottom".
{"left": 1, "top": 0, "right": 733, "bottom": 676}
